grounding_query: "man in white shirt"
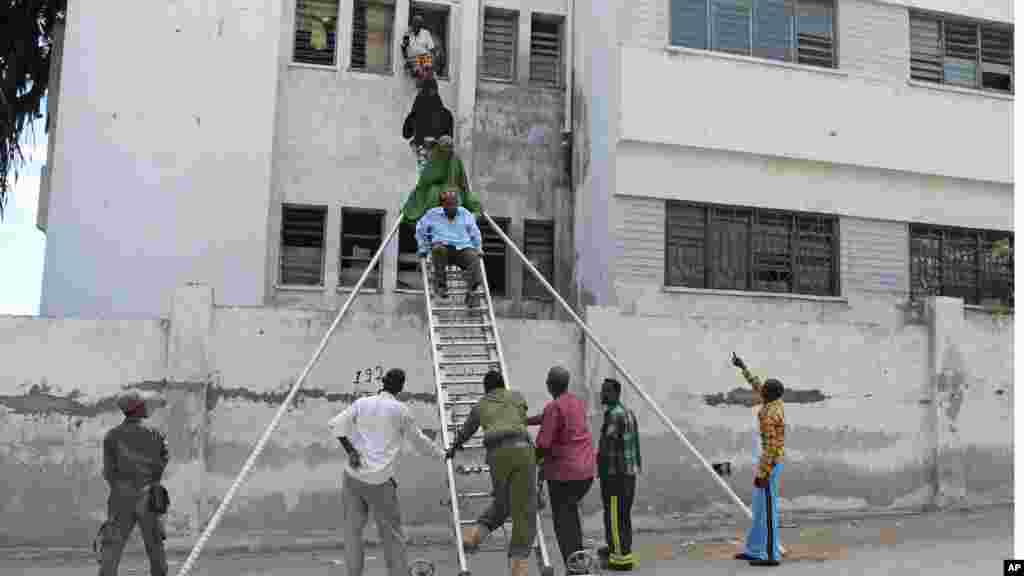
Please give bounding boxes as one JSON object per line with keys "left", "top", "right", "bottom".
{"left": 328, "top": 368, "right": 446, "bottom": 576}
{"left": 402, "top": 15, "right": 436, "bottom": 82}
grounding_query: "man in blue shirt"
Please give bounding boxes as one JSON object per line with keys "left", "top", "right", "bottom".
{"left": 416, "top": 190, "right": 484, "bottom": 307}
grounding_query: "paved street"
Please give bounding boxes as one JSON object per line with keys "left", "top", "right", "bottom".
{"left": 3, "top": 505, "right": 1010, "bottom": 575}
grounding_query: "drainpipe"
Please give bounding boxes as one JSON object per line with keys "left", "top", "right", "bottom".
{"left": 561, "top": 0, "right": 574, "bottom": 186}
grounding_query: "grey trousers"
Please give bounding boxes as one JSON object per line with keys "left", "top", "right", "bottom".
{"left": 342, "top": 473, "right": 409, "bottom": 576}
{"left": 98, "top": 485, "right": 167, "bottom": 576}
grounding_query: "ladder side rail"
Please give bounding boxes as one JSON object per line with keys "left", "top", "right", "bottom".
{"left": 421, "top": 258, "right": 471, "bottom": 575}
{"left": 175, "top": 218, "right": 403, "bottom": 576}
{"left": 481, "top": 212, "right": 777, "bottom": 545}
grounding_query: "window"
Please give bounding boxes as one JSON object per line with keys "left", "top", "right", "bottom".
{"left": 530, "top": 14, "right": 563, "bottom": 87}
{"left": 397, "top": 222, "right": 424, "bottom": 291}
{"left": 665, "top": 201, "right": 839, "bottom": 296}
{"left": 482, "top": 8, "right": 518, "bottom": 81}
{"left": 340, "top": 209, "right": 385, "bottom": 290}
{"left": 523, "top": 220, "right": 555, "bottom": 299}
{"left": 910, "top": 11, "right": 1013, "bottom": 93}
{"left": 280, "top": 204, "right": 328, "bottom": 286}
{"left": 480, "top": 217, "right": 511, "bottom": 296}
{"left": 294, "top": 0, "right": 340, "bottom": 66}
{"left": 410, "top": 2, "right": 450, "bottom": 78}
{"left": 352, "top": 0, "right": 396, "bottom": 73}
{"left": 670, "top": 0, "right": 836, "bottom": 69}
{"left": 910, "top": 225, "right": 1014, "bottom": 307}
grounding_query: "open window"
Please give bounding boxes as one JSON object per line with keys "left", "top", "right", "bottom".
{"left": 410, "top": 2, "right": 450, "bottom": 78}
{"left": 397, "top": 221, "right": 424, "bottom": 291}
{"left": 352, "top": 0, "right": 396, "bottom": 73}
{"left": 523, "top": 219, "right": 555, "bottom": 299}
{"left": 280, "top": 204, "right": 327, "bottom": 287}
{"left": 480, "top": 216, "right": 510, "bottom": 296}
{"left": 294, "top": 0, "right": 340, "bottom": 66}
{"left": 340, "top": 208, "right": 385, "bottom": 290}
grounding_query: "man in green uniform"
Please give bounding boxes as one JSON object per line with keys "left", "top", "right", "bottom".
{"left": 446, "top": 370, "right": 537, "bottom": 576}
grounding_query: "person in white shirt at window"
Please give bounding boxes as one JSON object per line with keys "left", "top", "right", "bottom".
{"left": 402, "top": 15, "right": 436, "bottom": 84}
{"left": 328, "top": 368, "right": 446, "bottom": 576}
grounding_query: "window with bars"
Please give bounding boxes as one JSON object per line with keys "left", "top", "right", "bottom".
{"left": 352, "top": 0, "right": 396, "bottom": 73}
{"left": 340, "top": 209, "right": 384, "bottom": 290}
{"left": 480, "top": 216, "right": 511, "bottom": 295}
{"left": 410, "top": 2, "right": 450, "bottom": 78}
{"left": 280, "top": 204, "right": 327, "bottom": 287}
{"left": 294, "top": 0, "right": 340, "bottom": 66}
{"left": 482, "top": 8, "right": 518, "bottom": 81}
{"left": 530, "top": 14, "right": 563, "bottom": 87}
{"left": 665, "top": 201, "right": 839, "bottom": 296}
{"left": 523, "top": 220, "right": 555, "bottom": 299}
{"left": 910, "top": 11, "right": 1013, "bottom": 93}
{"left": 670, "top": 0, "right": 836, "bottom": 69}
{"left": 909, "top": 224, "right": 1014, "bottom": 307}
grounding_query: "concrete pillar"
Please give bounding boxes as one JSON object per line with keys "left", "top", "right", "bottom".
{"left": 926, "top": 296, "right": 968, "bottom": 509}
{"left": 456, "top": 0, "right": 480, "bottom": 175}
{"left": 165, "top": 283, "right": 215, "bottom": 536}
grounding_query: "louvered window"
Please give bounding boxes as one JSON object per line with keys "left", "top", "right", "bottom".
{"left": 294, "top": 0, "right": 340, "bottom": 66}
{"left": 340, "top": 208, "right": 384, "bottom": 290}
{"left": 530, "top": 14, "right": 563, "bottom": 88}
{"left": 280, "top": 205, "right": 327, "bottom": 287}
{"left": 410, "top": 3, "right": 450, "bottom": 78}
{"left": 480, "top": 216, "right": 511, "bottom": 295}
{"left": 665, "top": 201, "right": 838, "bottom": 296}
{"left": 523, "top": 220, "right": 555, "bottom": 299}
{"left": 910, "top": 225, "right": 1014, "bottom": 307}
{"left": 669, "top": 0, "right": 834, "bottom": 68}
{"left": 910, "top": 11, "right": 1013, "bottom": 93}
{"left": 352, "top": 0, "right": 395, "bottom": 73}
{"left": 482, "top": 8, "right": 517, "bottom": 81}
{"left": 397, "top": 222, "right": 423, "bottom": 291}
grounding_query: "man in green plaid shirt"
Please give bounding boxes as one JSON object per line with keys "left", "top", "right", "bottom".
{"left": 597, "top": 378, "right": 641, "bottom": 571}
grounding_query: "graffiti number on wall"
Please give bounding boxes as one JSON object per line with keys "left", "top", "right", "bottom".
{"left": 353, "top": 365, "right": 385, "bottom": 388}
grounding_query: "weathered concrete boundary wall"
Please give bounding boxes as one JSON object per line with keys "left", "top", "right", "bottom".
{"left": 581, "top": 299, "right": 1012, "bottom": 519}
{"left": 0, "top": 285, "right": 583, "bottom": 548}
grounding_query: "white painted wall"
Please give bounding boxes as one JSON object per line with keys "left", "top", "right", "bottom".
{"left": 617, "top": 46, "right": 1013, "bottom": 186}
{"left": 40, "top": 0, "right": 283, "bottom": 319}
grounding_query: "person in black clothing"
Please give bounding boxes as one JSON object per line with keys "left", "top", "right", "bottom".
{"left": 98, "top": 390, "right": 170, "bottom": 576}
{"left": 403, "top": 78, "right": 453, "bottom": 175}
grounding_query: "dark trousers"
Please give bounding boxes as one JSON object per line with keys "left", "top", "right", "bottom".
{"left": 431, "top": 245, "right": 482, "bottom": 291}
{"left": 547, "top": 478, "right": 593, "bottom": 565}
{"left": 600, "top": 474, "right": 636, "bottom": 559}
{"left": 98, "top": 485, "right": 167, "bottom": 576}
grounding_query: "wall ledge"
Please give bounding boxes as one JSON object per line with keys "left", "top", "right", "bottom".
{"left": 907, "top": 80, "right": 1014, "bottom": 102}
{"left": 662, "top": 285, "right": 849, "bottom": 304}
{"left": 662, "top": 45, "right": 850, "bottom": 79}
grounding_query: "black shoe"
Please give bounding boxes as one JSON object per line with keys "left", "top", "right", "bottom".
{"left": 749, "top": 559, "right": 781, "bottom": 567}
{"left": 735, "top": 553, "right": 757, "bottom": 561}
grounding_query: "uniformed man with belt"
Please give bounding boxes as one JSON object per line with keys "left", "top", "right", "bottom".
{"left": 98, "top": 390, "right": 169, "bottom": 576}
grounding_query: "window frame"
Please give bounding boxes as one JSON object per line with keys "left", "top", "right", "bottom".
{"left": 339, "top": 207, "right": 386, "bottom": 291}
{"left": 409, "top": 1, "right": 452, "bottom": 80}
{"left": 908, "top": 9, "right": 1014, "bottom": 94}
{"left": 663, "top": 200, "right": 841, "bottom": 297}
{"left": 292, "top": 0, "right": 342, "bottom": 68}
{"left": 481, "top": 7, "right": 520, "bottom": 82}
{"left": 350, "top": 0, "right": 398, "bottom": 75}
{"left": 279, "top": 203, "right": 329, "bottom": 288}
{"left": 523, "top": 219, "right": 556, "bottom": 300}
{"left": 529, "top": 13, "right": 564, "bottom": 89}
{"left": 908, "top": 223, "right": 1014, "bottom": 308}
{"left": 668, "top": 0, "right": 838, "bottom": 70}
{"left": 480, "top": 216, "right": 512, "bottom": 297}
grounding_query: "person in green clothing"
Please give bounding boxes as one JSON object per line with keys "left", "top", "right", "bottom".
{"left": 401, "top": 135, "right": 482, "bottom": 223}
{"left": 446, "top": 370, "right": 537, "bottom": 576}
{"left": 597, "top": 377, "right": 641, "bottom": 571}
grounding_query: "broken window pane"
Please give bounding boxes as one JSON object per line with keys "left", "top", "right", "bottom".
{"left": 340, "top": 209, "right": 384, "bottom": 290}
{"left": 352, "top": 0, "right": 395, "bottom": 73}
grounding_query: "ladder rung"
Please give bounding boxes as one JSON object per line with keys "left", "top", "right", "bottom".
{"left": 441, "top": 379, "right": 485, "bottom": 386}
{"left": 431, "top": 307, "right": 486, "bottom": 313}
{"left": 457, "top": 491, "right": 493, "bottom": 500}
{"left": 436, "top": 340, "right": 496, "bottom": 346}
{"left": 434, "top": 323, "right": 492, "bottom": 329}
{"left": 440, "top": 359, "right": 497, "bottom": 366}
{"left": 456, "top": 464, "right": 490, "bottom": 475}
{"left": 445, "top": 400, "right": 479, "bottom": 408}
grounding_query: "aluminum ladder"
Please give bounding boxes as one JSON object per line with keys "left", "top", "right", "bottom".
{"left": 420, "top": 255, "right": 556, "bottom": 576}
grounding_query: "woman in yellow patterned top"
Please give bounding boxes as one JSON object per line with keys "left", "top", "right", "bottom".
{"left": 731, "top": 352, "right": 785, "bottom": 567}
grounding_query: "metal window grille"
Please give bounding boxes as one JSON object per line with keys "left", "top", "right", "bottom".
{"left": 910, "top": 224, "right": 1014, "bottom": 307}
{"left": 397, "top": 222, "right": 423, "bottom": 291}
{"left": 280, "top": 205, "right": 327, "bottom": 286}
{"left": 523, "top": 220, "right": 555, "bottom": 299}
{"left": 410, "top": 2, "right": 450, "bottom": 78}
{"left": 480, "top": 216, "right": 511, "bottom": 296}
{"left": 352, "top": 0, "right": 395, "bottom": 73}
{"left": 669, "top": 0, "right": 834, "bottom": 68}
{"left": 530, "top": 15, "right": 563, "bottom": 87}
{"left": 294, "top": 0, "right": 340, "bottom": 66}
{"left": 340, "top": 208, "right": 385, "bottom": 289}
{"left": 482, "top": 8, "right": 517, "bottom": 81}
{"left": 909, "top": 11, "right": 1013, "bottom": 93}
{"left": 665, "top": 201, "right": 838, "bottom": 296}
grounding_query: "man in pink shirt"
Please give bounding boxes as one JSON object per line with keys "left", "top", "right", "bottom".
{"left": 527, "top": 366, "right": 596, "bottom": 574}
